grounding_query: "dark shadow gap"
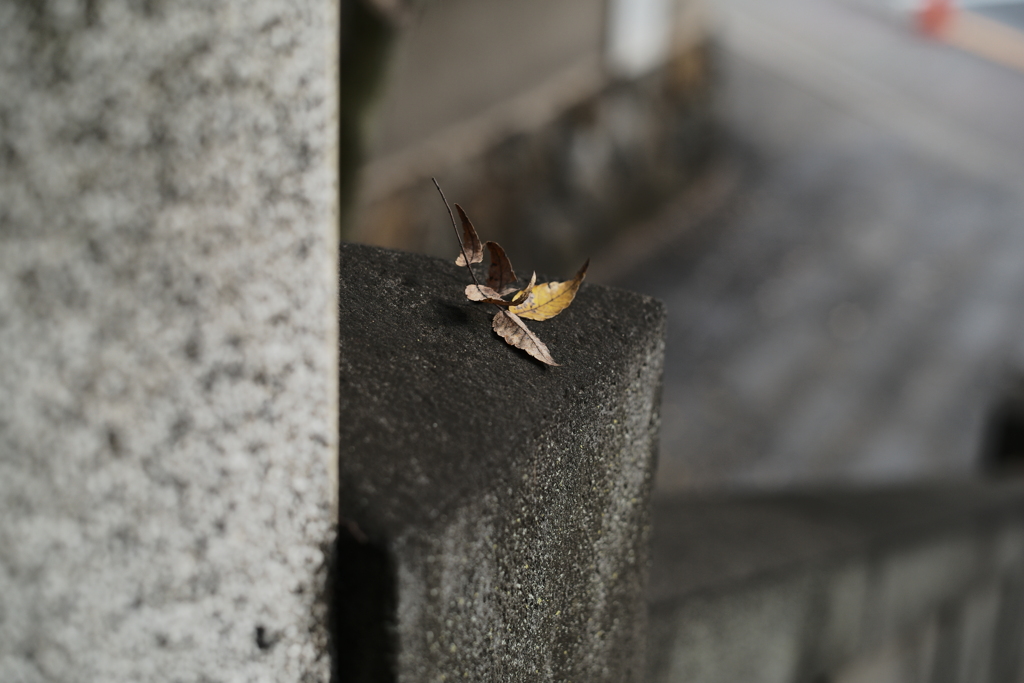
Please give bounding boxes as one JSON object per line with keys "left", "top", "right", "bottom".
{"left": 329, "top": 524, "right": 397, "bottom": 683}
{"left": 981, "top": 377, "right": 1024, "bottom": 476}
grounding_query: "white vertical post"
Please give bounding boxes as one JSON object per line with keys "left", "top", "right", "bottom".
{"left": 605, "top": 0, "right": 676, "bottom": 77}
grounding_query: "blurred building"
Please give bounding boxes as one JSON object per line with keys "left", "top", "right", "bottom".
{"left": 341, "top": 0, "right": 716, "bottom": 274}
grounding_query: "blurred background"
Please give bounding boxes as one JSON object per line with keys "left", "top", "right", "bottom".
{"left": 341, "top": 0, "right": 1024, "bottom": 495}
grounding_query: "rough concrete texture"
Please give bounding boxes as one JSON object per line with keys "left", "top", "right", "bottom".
{"left": 337, "top": 243, "right": 666, "bottom": 681}
{"left": 830, "top": 579, "right": 1012, "bottom": 683}
{"left": 0, "top": 2, "right": 338, "bottom": 682}
{"left": 647, "top": 483, "right": 1024, "bottom": 682}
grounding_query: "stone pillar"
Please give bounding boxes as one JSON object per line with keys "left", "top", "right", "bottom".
{"left": 0, "top": 2, "right": 339, "bottom": 681}
{"left": 337, "top": 243, "right": 666, "bottom": 681}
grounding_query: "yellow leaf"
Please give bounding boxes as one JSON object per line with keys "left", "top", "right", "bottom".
{"left": 509, "top": 259, "right": 588, "bottom": 321}
{"left": 509, "top": 272, "right": 536, "bottom": 305}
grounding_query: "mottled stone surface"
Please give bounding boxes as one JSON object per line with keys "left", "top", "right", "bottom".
{"left": 0, "top": 2, "right": 338, "bottom": 682}
{"left": 337, "top": 243, "right": 666, "bottom": 681}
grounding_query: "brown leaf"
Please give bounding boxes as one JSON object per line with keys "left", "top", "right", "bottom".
{"left": 485, "top": 241, "right": 517, "bottom": 293}
{"left": 465, "top": 284, "right": 503, "bottom": 301}
{"left": 465, "top": 272, "right": 536, "bottom": 307}
{"left": 454, "top": 204, "right": 483, "bottom": 266}
{"left": 492, "top": 310, "right": 559, "bottom": 366}
{"left": 509, "top": 259, "right": 589, "bottom": 321}
{"left": 465, "top": 284, "right": 514, "bottom": 306}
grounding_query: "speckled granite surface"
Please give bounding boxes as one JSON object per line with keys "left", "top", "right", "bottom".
{"left": 0, "top": 2, "right": 338, "bottom": 681}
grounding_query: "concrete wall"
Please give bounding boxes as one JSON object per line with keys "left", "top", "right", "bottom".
{"left": 336, "top": 243, "right": 667, "bottom": 681}
{"left": 0, "top": 2, "right": 339, "bottom": 681}
{"left": 648, "top": 485, "right": 1024, "bottom": 683}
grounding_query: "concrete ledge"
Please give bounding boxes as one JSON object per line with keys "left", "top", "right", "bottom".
{"left": 337, "top": 243, "right": 666, "bottom": 681}
{"left": 648, "top": 483, "right": 1024, "bottom": 683}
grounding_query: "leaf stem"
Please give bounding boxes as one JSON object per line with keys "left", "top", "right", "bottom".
{"left": 432, "top": 178, "right": 482, "bottom": 289}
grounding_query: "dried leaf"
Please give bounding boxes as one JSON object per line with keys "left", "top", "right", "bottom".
{"left": 485, "top": 241, "right": 517, "bottom": 293}
{"left": 509, "top": 272, "right": 536, "bottom": 305}
{"left": 492, "top": 310, "right": 559, "bottom": 366}
{"left": 465, "top": 272, "right": 536, "bottom": 307}
{"left": 509, "top": 259, "right": 589, "bottom": 321}
{"left": 436, "top": 183, "right": 586, "bottom": 366}
{"left": 465, "top": 285, "right": 514, "bottom": 306}
{"left": 454, "top": 204, "right": 483, "bottom": 266}
{"left": 465, "top": 284, "right": 504, "bottom": 302}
